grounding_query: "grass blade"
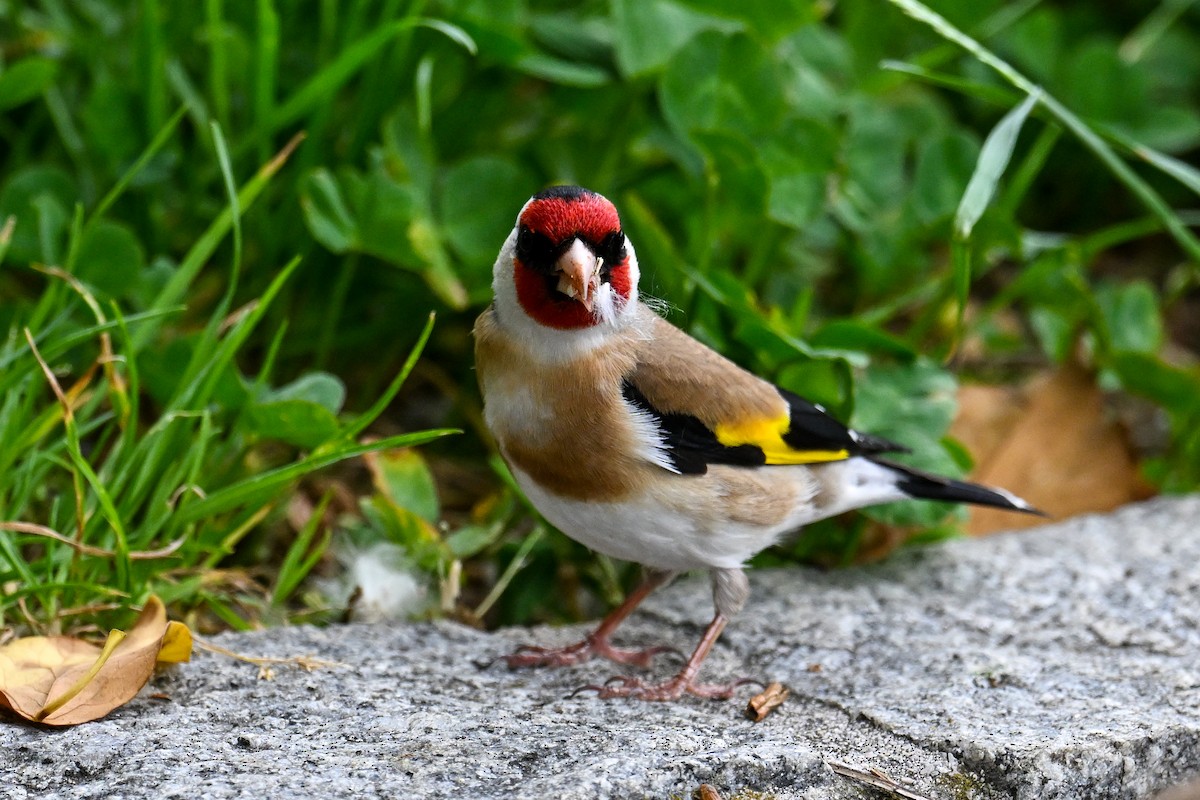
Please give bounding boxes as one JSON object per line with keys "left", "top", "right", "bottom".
{"left": 206, "top": 0, "right": 230, "bottom": 129}
{"left": 210, "top": 121, "right": 242, "bottom": 285}
{"left": 956, "top": 90, "right": 1041, "bottom": 239}
{"left": 340, "top": 312, "right": 436, "bottom": 442}
{"left": 254, "top": 0, "right": 280, "bottom": 163}
{"left": 272, "top": 491, "right": 334, "bottom": 605}
{"left": 172, "top": 429, "right": 458, "bottom": 527}
{"left": 135, "top": 132, "right": 304, "bottom": 348}
{"left": 255, "top": 18, "right": 476, "bottom": 146}
{"left": 1118, "top": 133, "right": 1200, "bottom": 198}
{"left": 886, "top": 0, "right": 1200, "bottom": 271}
{"left": 89, "top": 107, "right": 188, "bottom": 230}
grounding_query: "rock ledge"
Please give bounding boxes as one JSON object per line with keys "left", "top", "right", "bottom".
{"left": 5, "top": 497, "right": 1200, "bottom": 799}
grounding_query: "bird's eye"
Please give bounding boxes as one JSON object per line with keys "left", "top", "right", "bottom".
{"left": 597, "top": 231, "right": 626, "bottom": 275}
{"left": 515, "top": 226, "right": 556, "bottom": 272}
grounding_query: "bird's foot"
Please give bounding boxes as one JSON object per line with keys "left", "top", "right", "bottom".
{"left": 491, "top": 635, "right": 680, "bottom": 670}
{"left": 573, "top": 673, "right": 759, "bottom": 701}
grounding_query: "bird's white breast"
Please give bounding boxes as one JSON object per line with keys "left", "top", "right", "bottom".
{"left": 508, "top": 461, "right": 824, "bottom": 572}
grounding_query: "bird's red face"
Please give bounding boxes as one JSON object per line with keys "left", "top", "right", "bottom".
{"left": 512, "top": 186, "right": 634, "bottom": 330}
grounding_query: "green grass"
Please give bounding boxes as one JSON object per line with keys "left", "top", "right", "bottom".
{"left": 1, "top": 0, "right": 1198, "bottom": 635}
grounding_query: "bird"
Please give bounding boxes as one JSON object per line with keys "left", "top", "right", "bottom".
{"left": 473, "top": 184, "right": 1040, "bottom": 701}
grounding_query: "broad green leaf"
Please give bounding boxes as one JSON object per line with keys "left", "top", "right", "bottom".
{"left": 673, "top": 0, "right": 819, "bottom": 38}
{"left": 853, "top": 361, "right": 958, "bottom": 439}
{"left": 1123, "top": 105, "right": 1200, "bottom": 154}
{"left": 81, "top": 76, "right": 139, "bottom": 167}
{"left": 301, "top": 169, "right": 359, "bottom": 253}
{"left": 660, "top": 31, "right": 786, "bottom": 139}
{"left": 692, "top": 132, "right": 769, "bottom": 217}
{"left": 1028, "top": 306, "right": 1078, "bottom": 363}
{"left": 776, "top": 26, "right": 848, "bottom": 120}
{"left": 766, "top": 173, "right": 824, "bottom": 230}
{"left": 1063, "top": 39, "right": 1148, "bottom": 126}
{"left": 1000, "top": 7, "right": 1063, "bottom": 83}
{"left": 775, "top": 358, "right": 854, "bottom": 421}
{"left": 759, "top": 119, "right": 838, "bottom": 229}
{"left": 361, "top": 495, "right": 441, "bottom": 556}
{"left": 842, "top": 101, "right": 911, "bottom": 208}
{"left": 368, "top": 448, "right": 440, "bottom": 524}
{"left": 955, "top": 92, "right": 1039, "bottom": 238}
{"left": 407, "top": 216, "right": 468, "bottom": 309}
{"left": 1095, "top": 281, "right": 1163, "bottom": 355}
{"left": 269, "top": 373, "right": 346, "bottom": 414}
{"left": 1110, "top": 352, "right": 1200, "bottom": 414}
{"left": 440, "top": 156, "right": 534, "bottom": 268}
{"left": 446, "top": 523, "right": 503, "bottom": 559}
{"left": 611, "top": 0, "right": 724, "bottom": 77}
{"left": 914, "top": 129, "right": 982, "bottom": 225}
{"left": 356, "top": 173, "right": 422, "bottom": 264}
{"left": 0, "top": 166, "right": 76, "bottom": 265}
{"left": 852, "top": 362, "right": 964, "bottom": 527}
{"left": 301, "top": 166, "right": 466, "bottom": 307}
{"left": 244, "top": 399, "right": 340, "bottom": 449}
{"left": 75, "top": 221, "right": 147, "bottom": 299}
{"left": 0, "top": 58, "right": 58, "bottom": 112}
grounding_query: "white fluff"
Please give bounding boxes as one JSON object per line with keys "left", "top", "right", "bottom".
{"left": 325, "top": 541, "right": 427, "bottom": 623}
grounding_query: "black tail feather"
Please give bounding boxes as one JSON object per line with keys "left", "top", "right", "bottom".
{"left": 872, "top": 457, "right": 1046, "bottom": 516}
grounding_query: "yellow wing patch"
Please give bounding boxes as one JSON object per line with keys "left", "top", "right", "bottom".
{"left": 714, "top": 415, "right": 850, "bottom": 465}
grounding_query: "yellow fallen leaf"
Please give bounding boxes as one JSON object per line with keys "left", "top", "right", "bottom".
{"left": 158, "top": 621, "right": 193, "bottom": 664}
{"left": 0, "top": 596, "right": 193, "bottom": 726}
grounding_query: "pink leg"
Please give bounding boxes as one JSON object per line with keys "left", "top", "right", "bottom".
{"left": 498, "top": 571, "right": 678, "bottom": 670}
{"left": 580, "top": 613, "right": 757, "bottom": 701}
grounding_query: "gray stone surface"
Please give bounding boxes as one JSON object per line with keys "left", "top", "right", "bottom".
{"left": 4, "top": 496, "right": 1200, "bottom": 800}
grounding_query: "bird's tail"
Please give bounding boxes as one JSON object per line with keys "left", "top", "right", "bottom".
{"left": 871, "top": 457, "right": 1044, "bottom": 516}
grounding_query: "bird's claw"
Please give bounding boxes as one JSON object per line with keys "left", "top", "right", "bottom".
{"left": 566, "top": 684, "right": 603, "bottom": 699}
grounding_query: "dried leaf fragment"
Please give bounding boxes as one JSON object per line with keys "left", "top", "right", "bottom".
{"left": 0, "top": 596, "right": 192, "bottom": 726}
{"left": 746, "top": 681, "right": 789, "bottom": 721}
{"left": 828, "top": 761, "right": 932, "bottom": 800}
{"left": 951, "top": 364, "right": 1155, "bottom": 535}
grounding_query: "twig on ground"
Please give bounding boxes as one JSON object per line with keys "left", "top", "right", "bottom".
{"left": 828, "top": 761, "right": 933, "bottom": 800}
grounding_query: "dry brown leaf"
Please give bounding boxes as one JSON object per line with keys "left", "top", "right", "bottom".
{"left": 951, "top": 363, "right": 1155, "bottom": 535}
{"left": 0, "top": 596, "right": 192, "bottom": 726}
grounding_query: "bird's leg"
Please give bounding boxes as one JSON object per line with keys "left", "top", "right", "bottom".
{"left": 576, "top": 568, "right": 756, "bottom": 701}
{"left": 497, "top": 570, "right": 678, "bottom": 669}
{"left": 580, "top": 613, "right": 756, "bottom": 701}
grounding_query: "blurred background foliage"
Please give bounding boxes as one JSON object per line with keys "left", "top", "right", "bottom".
{"left": 0, "top": 0, "right": 1197, "bottom": 635}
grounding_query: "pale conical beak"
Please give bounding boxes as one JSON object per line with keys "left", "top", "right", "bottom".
{"left": 554, "top": 238, "right": 600, "bottom": 312}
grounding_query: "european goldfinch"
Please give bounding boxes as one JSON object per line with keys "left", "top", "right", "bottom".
{"left": 474, "top": 185, "right": 1038, "bottom": 701}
